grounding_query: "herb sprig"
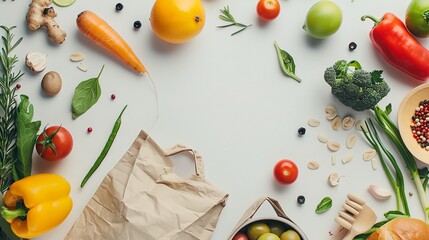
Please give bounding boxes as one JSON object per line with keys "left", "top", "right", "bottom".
{"left": 218, "top": 6, "right": 252, "bottom": 36}
{"left": 0, "top": 26, "right": 23, "bottom": 193}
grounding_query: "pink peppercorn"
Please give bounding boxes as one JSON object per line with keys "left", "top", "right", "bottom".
{"left": 410, "top": 100, "right": 429, "bottom": 150}
{"left": 87, "top": 127, "right": 93, "bottom": 133}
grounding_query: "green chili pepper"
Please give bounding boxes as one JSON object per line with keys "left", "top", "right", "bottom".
{"left": 80, "top": 105, "right": 127, "bottom": 188}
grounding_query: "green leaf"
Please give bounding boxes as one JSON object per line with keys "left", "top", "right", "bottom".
{"left": 71, "top": 65, "right": 104, "bottom": 119}
{"left": 315, "top": 196, "right": 332, "bottom": 214}
{"left": 370, "top": 70, "right": 384, "bottom": 83}
{"left": 384, "top": 103, "right": 392, "bottom": 115}
{"left": 348, "top": 60, "right": 362, "bottom": 70}
{"left": 13, "top": 95, "right": 41, "bottom": 181}
{"left": 274, "top": 41, "right": 301, "bottom": 82}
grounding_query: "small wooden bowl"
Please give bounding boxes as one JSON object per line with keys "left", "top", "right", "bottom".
{"left": 398, "top": 83, "right": 429, "bottom": 164}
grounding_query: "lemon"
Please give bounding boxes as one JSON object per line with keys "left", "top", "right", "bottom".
{"left": 53, "top": 0, "right": 76, "bottom": 7}
{"left": 150, "top": 0, "right": 205, "bottom": 44}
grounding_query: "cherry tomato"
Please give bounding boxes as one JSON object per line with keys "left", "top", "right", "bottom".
{"left": 257, "top": 0, "right": 280, "bottom": 21}
{"left": 233, "top": 232, "right": 249, "bottom": 240}
{"left": 36, "top": 125, "right": 73, "bottom": 161}
{"left": 273, "top": 159, "right": 298, "bottom": 184}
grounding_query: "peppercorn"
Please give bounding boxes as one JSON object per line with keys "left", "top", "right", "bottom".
{"left": 133, "top": 20, "right": 142, "bottom": 29}
{"left": 115, "top": 3, "right": 123, "bottom": 11}
{"left": 410, "top": 99, "right": 429, "bottom": 150}
{"left": 297, "top": 195, "right": 305, "bottom": 205}
{"left": 298, "top": 127, "right": 306, "bottom": 135}
{"left": 348, "top": 42, "right": 357, "bottom": 51}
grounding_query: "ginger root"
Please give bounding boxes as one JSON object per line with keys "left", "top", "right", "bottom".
{"left": 26, "top": 0, "right": 66, "bottom": 44}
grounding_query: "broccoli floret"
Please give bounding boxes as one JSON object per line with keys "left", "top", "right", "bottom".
{"left": 324, "top": 60, "right": 390, "bottom": 111}
{"left": 324, "top": 67, "right": 337, "bottom": 87}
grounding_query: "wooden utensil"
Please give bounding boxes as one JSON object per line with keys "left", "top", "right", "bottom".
{"left": 334, "top": 194, "right": 377, "bottom": 240}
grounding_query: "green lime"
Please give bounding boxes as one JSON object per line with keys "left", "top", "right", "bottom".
{"left": 53, "top": 0, "right": 76, "bottom": 7}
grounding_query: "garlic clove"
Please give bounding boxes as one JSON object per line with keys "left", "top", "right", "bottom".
{"left": 70, "top": 51, "right": 86, "bottom": 62}
{"left": 328, "top": 172, "right": 341, "bottom": 186}
{"left": 368, "top": 184, "right": 392, "bottom": 200}
{"left": 307, "top": 160, "right": 320, "bottom": 170}
{"left": 26, "top": 52, "right": 47, "bottom": 72}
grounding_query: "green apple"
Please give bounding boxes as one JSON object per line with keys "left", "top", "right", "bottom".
{"left": 247, "top": 222, "right": 270, "bottom": 240}
{"left": 258, "top": 233, "right": 281, "bottom": 240}
{"left": 269, "top": 221, "right": 287, "bottom": 236}
{"left": 280, "top": 230, "right": 301, "bottom": 240}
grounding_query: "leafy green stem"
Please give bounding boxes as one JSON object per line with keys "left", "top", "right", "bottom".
{"left": 361, "top": 119, "right": 408, "bottom": 215}
{"left": 372, "top": 105, "right": 429, "bottom": 224}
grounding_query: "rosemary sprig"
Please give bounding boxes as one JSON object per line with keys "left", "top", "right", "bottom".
{"left": 218, "top": 6, "right": 252, "bottom": 36}
{"left": 0, "top": 26, "right": 23, "bottom": 194}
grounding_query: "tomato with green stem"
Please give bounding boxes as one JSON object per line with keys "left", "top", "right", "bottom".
{"left": 36, "top": 125, "right": 73, "bottom": 161}
{"left": 257, "top": 0, "right": 280, "bottom": 21}
{"left": 406, "top": 0, "right": 429, "bottom": 38}
{"left": 273, "top": 159, "right": 298, "bottom": 184}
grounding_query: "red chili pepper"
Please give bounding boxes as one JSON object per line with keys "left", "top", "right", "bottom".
{"left": 362, "top": 13, "right": 429, "bottom": 81}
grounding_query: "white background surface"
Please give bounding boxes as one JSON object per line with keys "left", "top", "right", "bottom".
{"left": 0, "top": 0, "right": 428, "bottom": 239}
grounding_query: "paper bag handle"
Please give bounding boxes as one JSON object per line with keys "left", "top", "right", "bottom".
{"left": 164, "top": 144, "right": 205, "bottom": 178}
{"left": 229, "top": 196, "right": 290, "bottom": 238}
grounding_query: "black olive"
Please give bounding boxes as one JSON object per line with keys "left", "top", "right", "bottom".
{"left": 348, "top": 42, "right": 357, "bottom": 51}
{"left": 115, "top": 3, "right": 124, "bottom": 11}
{"left": 297, "top": 195, "right": 305, "bottom": 205}
{"left": 298, "top": 127, "right": 306, "bottom": 135}
{"left": 134, "top": 20, "right": 142, "bottom": 29}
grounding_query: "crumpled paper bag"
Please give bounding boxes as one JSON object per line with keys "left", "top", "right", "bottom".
{"left": 65, "top": 130, "right": 228, "bottom": 240}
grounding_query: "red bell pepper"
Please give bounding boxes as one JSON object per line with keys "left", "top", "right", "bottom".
{"left": 362, "top": 13, "right": 429, "bottom": 81}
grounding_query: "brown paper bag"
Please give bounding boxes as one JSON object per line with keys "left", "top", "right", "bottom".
{"left": 228, "top": 196, "right": 308, "bottom": 240}
{"left": 65, "top": 130, "right": 228, "bottom": 240}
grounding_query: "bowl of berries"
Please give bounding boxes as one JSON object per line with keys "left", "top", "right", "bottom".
{"left": 398, "top": 82, "right": 429, "bottom": 164}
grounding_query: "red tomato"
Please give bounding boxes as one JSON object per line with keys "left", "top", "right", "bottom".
{"left": 36, "top": 125, "right": 73, "bottom": 161}
{"left": 257, "top": 0, "right": 280, "bottom": 21}
{"left": 273, "top": 159, "right": 298, "bottom": 184}
{"left": 233, "top": 233, "right": 249, "bottom": 240}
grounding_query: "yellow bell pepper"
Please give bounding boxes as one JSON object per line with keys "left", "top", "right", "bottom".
{"left": 1, "top": 173, "right": 73, "bottom": 239}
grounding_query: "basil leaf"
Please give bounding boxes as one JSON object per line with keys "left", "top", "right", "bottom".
{"left": 72, "top": 65, "right": 104, "bottom": 119}
{"left": 13, "top": 95, "right": 41, "bottom": 181}
{"left": 274, "top": 41, "right": 301, "bottom": 82}
{"left": 315, "top": 196, "right": 332, "bottom": 214}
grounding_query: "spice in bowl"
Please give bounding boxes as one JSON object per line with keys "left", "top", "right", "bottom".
{"left": 410, "top": 100, "right": 429, "bottom": 150}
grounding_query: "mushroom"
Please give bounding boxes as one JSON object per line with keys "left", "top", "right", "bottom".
{"left": 41, "top": 71, "right": 62, "bottom": 96}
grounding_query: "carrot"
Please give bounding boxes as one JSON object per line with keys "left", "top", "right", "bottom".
{"left": 76, "top": 10, "right": 146, "bottom": 74}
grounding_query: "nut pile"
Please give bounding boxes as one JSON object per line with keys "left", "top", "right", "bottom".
{"left": 304, "top": 105, "right": 379, "bottom": 187}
